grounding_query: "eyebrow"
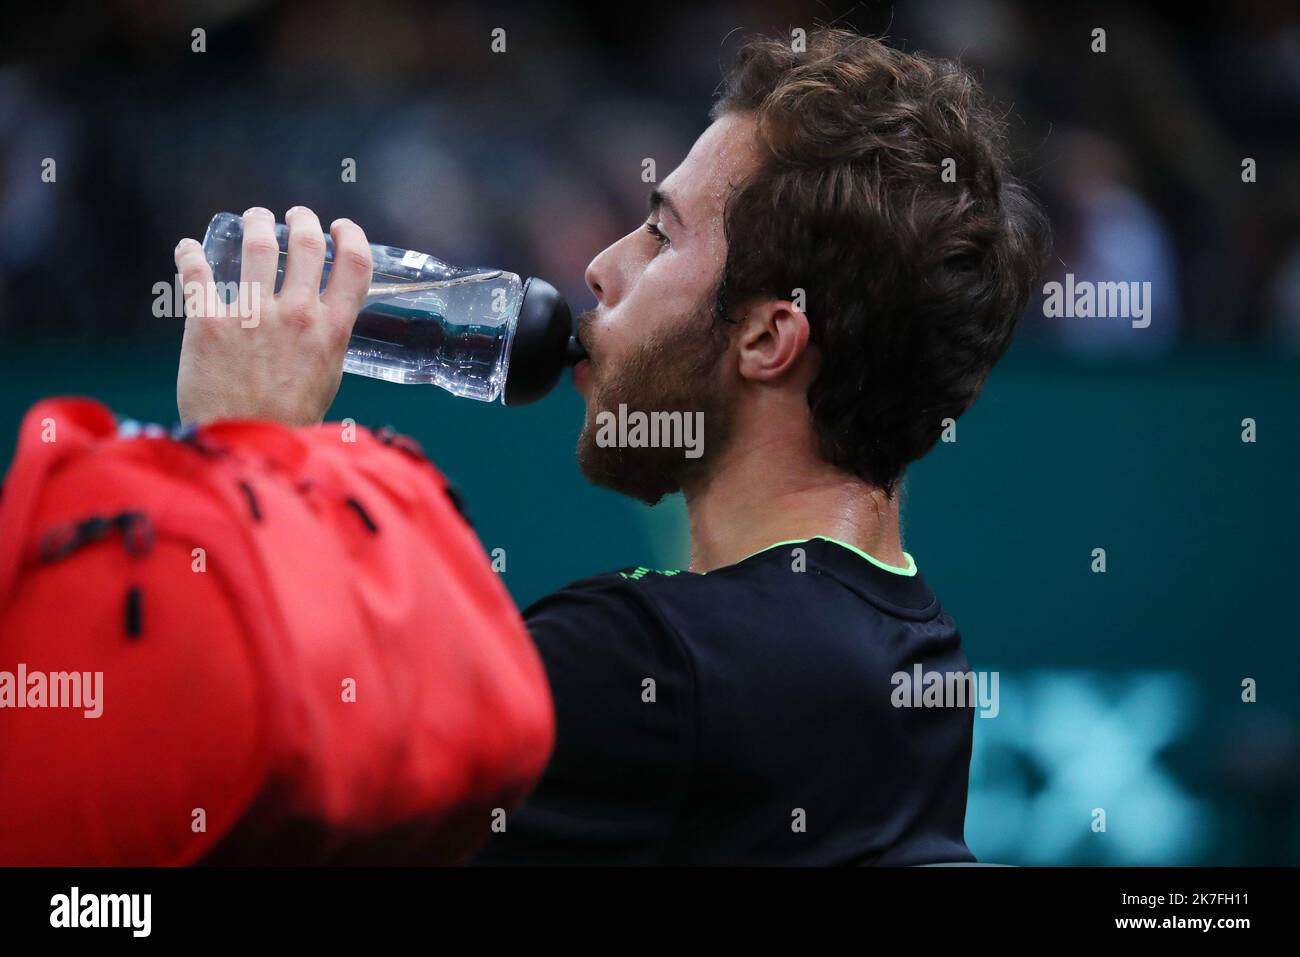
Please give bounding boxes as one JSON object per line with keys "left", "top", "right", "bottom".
{"left": 649, "top": 188, "right": 686, "bottom": 230}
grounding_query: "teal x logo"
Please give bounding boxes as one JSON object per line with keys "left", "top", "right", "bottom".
{"left": 965, "top": 671, "right": 1208, "bottom": 864}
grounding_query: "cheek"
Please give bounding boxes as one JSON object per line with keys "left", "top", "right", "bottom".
{"left": 630, "top": 255, "right": 715, "bottom": 326}
{"left": 591, "top": 248, "right": 720, "bottom": 375}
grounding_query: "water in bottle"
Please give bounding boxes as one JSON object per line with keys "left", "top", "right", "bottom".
{"left": 200, "top": 212, "right": 579, "bottom": 405}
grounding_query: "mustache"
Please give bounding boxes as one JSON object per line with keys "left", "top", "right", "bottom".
{"left": 575, "top": 308, "right": 598, "bottom": 363}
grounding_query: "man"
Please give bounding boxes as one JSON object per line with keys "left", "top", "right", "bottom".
{"left": 173, "top": 28, "right": 1049, "bottom": 864}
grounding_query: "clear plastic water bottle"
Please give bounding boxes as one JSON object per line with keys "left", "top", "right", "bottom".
{"left": 201, "top": 212, "right": 581, "bottom": 405}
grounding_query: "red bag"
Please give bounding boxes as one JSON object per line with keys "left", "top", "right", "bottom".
{"left": 0, "top": 397, "right": 554, "bottom": 865}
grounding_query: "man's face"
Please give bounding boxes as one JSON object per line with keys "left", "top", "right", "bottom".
{"left": 574, "top": 112, "right": 761, "bottom": 504}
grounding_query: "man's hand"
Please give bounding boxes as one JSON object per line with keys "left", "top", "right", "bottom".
{"left": 174, "top": 206, "right": 373, "bottom": 426}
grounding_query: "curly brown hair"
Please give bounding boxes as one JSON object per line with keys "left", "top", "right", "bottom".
{"left": 712, "top": 28, "right": 1051, "bottom": 494}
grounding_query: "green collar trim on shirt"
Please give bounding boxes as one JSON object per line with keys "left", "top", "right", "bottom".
{"left": 742, "top": 535, "right": 918, "bottom": 576}
{"left": 618, "top": 566, "right": 683, "bottom": 580}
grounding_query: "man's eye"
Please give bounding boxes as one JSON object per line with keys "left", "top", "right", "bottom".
{"left": 643, "top": 222, "right": 670, "bottom": 247}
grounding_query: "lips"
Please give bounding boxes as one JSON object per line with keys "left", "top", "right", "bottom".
{"left": 572, "top": 358, "right": 592, "bottom": 394}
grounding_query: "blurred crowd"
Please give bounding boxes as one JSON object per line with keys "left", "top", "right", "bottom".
{"left": 0, "top": 0, "right": 1297, "bottom": 357}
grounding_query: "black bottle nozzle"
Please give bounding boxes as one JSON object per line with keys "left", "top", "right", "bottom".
{"left": 504, "top": 277, "right": 577, "bottom": 406}
{"left": 565, "top": 335, "right": 587, "bottom": 365}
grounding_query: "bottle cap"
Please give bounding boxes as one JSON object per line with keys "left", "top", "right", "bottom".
{"left": 505, "top": 278, "right": 577, "bottom": 406}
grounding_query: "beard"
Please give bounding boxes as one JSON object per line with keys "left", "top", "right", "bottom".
{"left": 576, "top": 302, "right": 734, "bottom": 506}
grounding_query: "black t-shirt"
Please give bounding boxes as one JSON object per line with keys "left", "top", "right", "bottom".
{"left": 470, "top": 536, "right": 976, "bottom": 865}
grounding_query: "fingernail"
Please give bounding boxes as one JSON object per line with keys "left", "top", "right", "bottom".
{"left": 331, "top": 218, "right": 352, "bottom": 228}
{"left": 242, "top": 206, "right": 270, "bottom": 218}
{"left": 285, "top": 205, "right": 304, "bottom": 218}
{"left": 175, "top": 238, "right": 197, "bottom": 251}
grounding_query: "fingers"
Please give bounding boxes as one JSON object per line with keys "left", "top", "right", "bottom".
{"left": 281, "top": 206, "right": 327, "bottom": 302}
{"left": 239, "top": 206, "right": 280, "bottom": 298}
{"left": 322, "top": 217, "right": 372, "bottom": 329}
{"left": 174, "top": 238, "right": 214, "bottom": 296}
{"left": 174, "top": 238, "right": 215, "bottom": 324}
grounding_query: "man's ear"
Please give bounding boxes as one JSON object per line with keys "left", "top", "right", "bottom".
{"left": 735, "top": 298, "right": 811, "bottom": 383}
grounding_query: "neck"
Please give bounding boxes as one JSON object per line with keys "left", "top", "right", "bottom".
{"left": 681, "top": 425, "right": 905, "bottom": 574}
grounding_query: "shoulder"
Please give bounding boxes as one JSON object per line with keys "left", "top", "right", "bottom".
{"left": 521, "top": 568, "right": 699, "bottom": 746}
{"left": 470, "top": 568, "right": 701, "bottom": 864}
{"left": 523, "top": 562, "right": 741, "bottom": 661}
{"left": 523, "top": 566, "right": 685, "bottom": 640}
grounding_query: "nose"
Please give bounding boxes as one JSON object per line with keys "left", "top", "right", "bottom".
{"left": 584, "top": 232, "right": 631, "bottom": 307}
{"left": 584, "top": 247, "right": 608, "bottom": 304}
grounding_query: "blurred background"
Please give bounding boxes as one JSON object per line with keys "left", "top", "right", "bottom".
{"left": 1, "top": 0, "right": 1297, "bottom": 865}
